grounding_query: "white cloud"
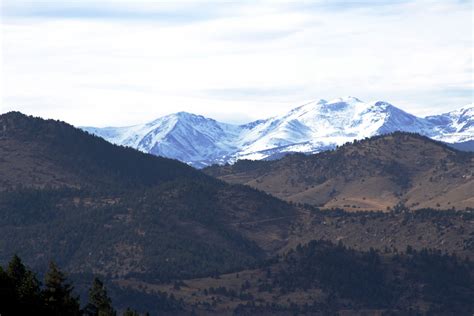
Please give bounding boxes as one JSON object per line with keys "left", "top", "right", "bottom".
{"left": 1, "top": 0, "right": 472, "bottom": 126}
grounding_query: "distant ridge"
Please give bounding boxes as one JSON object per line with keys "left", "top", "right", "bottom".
{"left": 204, "top": 132, "right": 474, "bottom": 211}
{"left": 81, "top": 97, "right": 474, "bottom": 168}
{"left": 1, "top": 112, "right": 473, "bottom": 314}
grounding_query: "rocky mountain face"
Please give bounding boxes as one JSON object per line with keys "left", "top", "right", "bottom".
{"left": 82, "top": 97, "right": 474, "bottom": 167}
{"left": 425, "top": 105, "right": 474, "bottom": 143}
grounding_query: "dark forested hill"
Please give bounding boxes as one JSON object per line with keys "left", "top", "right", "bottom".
{"left": 118, "top": 237, "right": 474, "bottom": 315}
{"left": 0, "top": 111, "right": 208, "bottom": 190}
{"left": 0, "top": 112, "right": 295, "bottom": 288}
{"left": 1, "top": 113, "right": 473, "bottom": 315}
{"left": 205, "top": 132, "right": 474, "bottom": 211}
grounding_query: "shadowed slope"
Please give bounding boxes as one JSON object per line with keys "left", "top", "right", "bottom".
{"left": 0, "top": 111, "right": 296, "bottom": 281}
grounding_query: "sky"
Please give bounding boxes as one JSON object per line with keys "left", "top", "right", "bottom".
{"left": 1, "top": 0, "right": 473, "bottom": 127}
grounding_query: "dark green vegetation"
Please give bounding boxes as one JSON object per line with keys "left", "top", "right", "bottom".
{"left": 272, "top": 240, "right": 473, "bottom": 314}
{"left": 0, "top": 112, "right": 294, "bottom": 280}
{"left": 0, "top": 255, "right": 128, "bottom": 315}
{"left": 0, "top": 112, "right": 294, "bottom": 312}
{"left": 283, "top": 206, "right": 474, "bottom": 260}
{"left": 0, "top": 112, "right": 204, "bottom": 190}
{"left": 120, "top": 239, "right": 474, "bottom": 315}
{"left": 1, "top": 112, "right": 473, "bottom": 315}
{"left": 0, "top": 254, "right": 177, "bottom": 315}
{"left": 0, "top": 185, "right": 290, "bottom": 281}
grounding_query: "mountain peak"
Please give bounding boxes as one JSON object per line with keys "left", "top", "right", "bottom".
{"left": 1, "top": 111, "right": 42, "bottom": 126}
{"left": 160, "top": 111, "right": 199, "bottom": 122}
{"left": 1, "top": 111, "right": 25, "bottom": 119}
{"left": 327, "top": 96, "right": 363, "bottom": 104}
{"left": 373, "top": 101, "right": 392, "bottom": 107}
{"left": 174, "top": 111, "right": 197, "bottom": 118}
{"left": 317, "top": 99, "right": 328, "bottom": 104}
{"left": 292, "top": 96, "right": 363, "bottom": 114}
{"left": 147, "top": 111, "right": 210, "bottom": 127}
{"left": 82, "top": 98, "right": 474, "bottom": 167}
{"left": 170, "top": 111, "right": 219, "bottom": 124}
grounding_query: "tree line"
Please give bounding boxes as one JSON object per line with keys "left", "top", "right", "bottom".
{"left": 0, "top": 255, "right": 144, "bottom": 316}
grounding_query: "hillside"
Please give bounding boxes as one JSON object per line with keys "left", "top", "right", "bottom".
{"left": 0, "top": 111, "right": 207, "bottom": 190}
{"left": 117, "top": 238, "right": 474, "bottom": 315}
{"left": 1, "top": 112, "right": 473, "bottom": 314}
{"left": 205, "top": 133, "right": 474, "bottom": 211}
{"left": 0, "top": 112, "right": 296, "bottom": 281}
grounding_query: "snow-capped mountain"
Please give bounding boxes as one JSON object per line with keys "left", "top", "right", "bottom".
{"left": 425, "top": 105, "right": 474, "bottom": 143}
{"left": 82, "top": 97, "right": 474, "bottom": 167}
{"left": 232, "top": 97, "right": 437, "bottom": 160}
{"left": 84, "top": 112, "right": 240, "bottom": 168}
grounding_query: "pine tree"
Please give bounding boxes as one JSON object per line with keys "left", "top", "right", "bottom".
{"left": 84, "top": 277, "right": 116, "bottom": 316}
{"left": 6, "top": 254, "right": 42, "bottom": 310}
{"left": 42, "top": 261, "right": 81, "bottom": 316}
{"left": 0, "top": 266, "right": 17, "bottom": 315}
{"left": 122, "top": 308, "right": 140, "bottom": 316}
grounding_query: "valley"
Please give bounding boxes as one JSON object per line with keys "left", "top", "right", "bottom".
{"left": 3, "top": 0, "right": 473, "bottom": 314}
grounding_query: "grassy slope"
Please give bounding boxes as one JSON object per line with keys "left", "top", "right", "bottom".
{"left": 205, "top": 133, "right": 474, "bottom": 211}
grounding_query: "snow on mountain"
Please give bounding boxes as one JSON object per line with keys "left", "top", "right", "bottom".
{"left": 83, "top": 112, "right": 242, "bottom": 168}
{"left": 232, "top": 97, "right": 437, "bottom": 160}
{"left": 425, "top": 105, "right": 474, "bottom": 143}
{"left": 81, "top": 98, "right": 474, "bottom": 168}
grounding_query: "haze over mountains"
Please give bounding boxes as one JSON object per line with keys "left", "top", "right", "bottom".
{"left": 83, "top": 97, "right": 474, "bottom": 167}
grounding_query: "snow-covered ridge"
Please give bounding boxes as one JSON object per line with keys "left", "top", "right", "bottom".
{"left": 425, "top": 105, "right": 474, "bottom": 143}
{"left": 81, "top": 97, "right": 474, "bottom": 168}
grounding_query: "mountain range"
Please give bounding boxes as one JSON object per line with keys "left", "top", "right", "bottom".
{"left": 0, "top": 111, "right": 296, "bottom": 294}
{"left": 82, "top": 97, "right": 474, "bottom": 167}
{"left": 1, "top": 111, "right": 473, "bottom": 314}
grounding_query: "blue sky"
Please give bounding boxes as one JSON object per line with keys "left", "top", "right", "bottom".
{"left": 1, "top": 0, "right": 473, "bottom": 126}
